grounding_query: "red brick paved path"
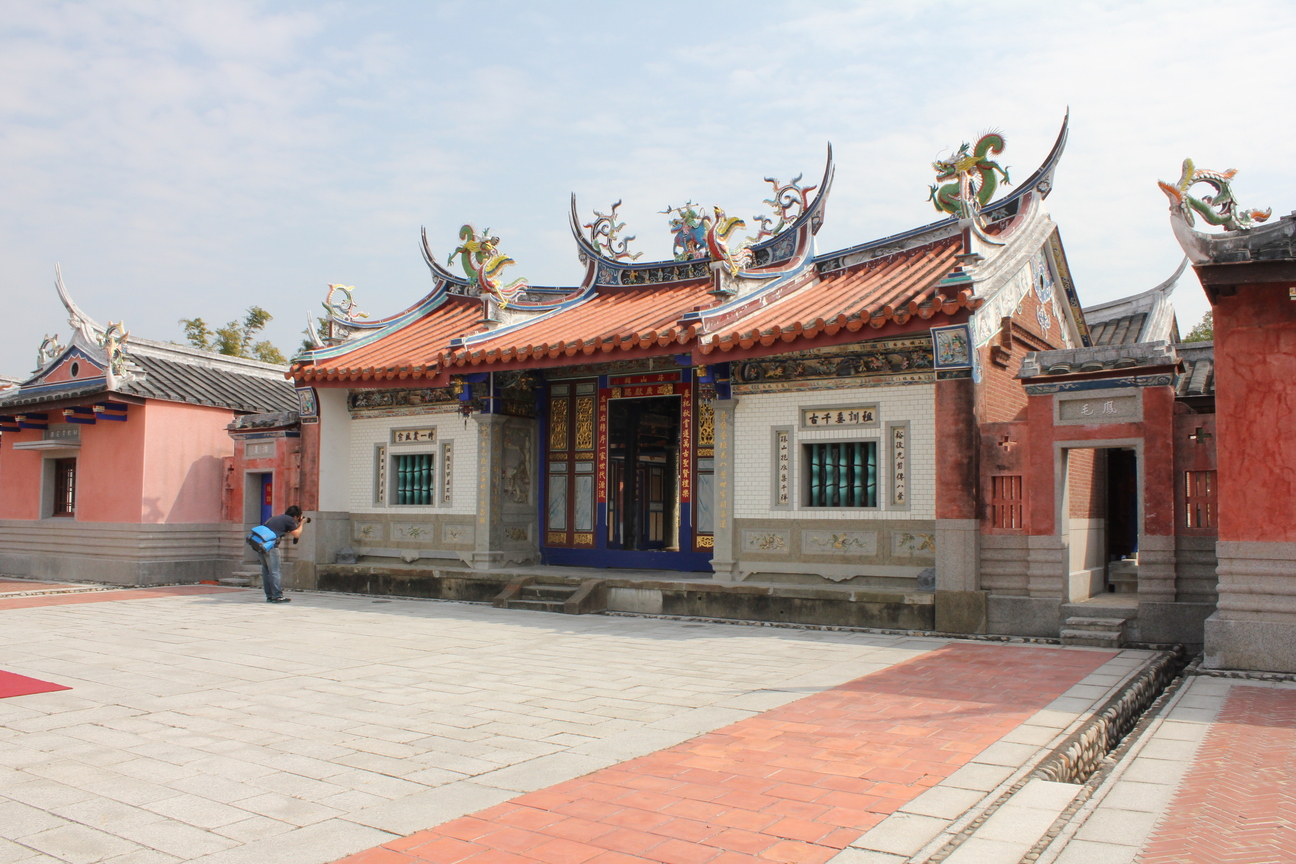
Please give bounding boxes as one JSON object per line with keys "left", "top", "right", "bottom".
{"left": 336, "top": 643, "right": 1111, "bottom": 864}
{"left": 1139, "top": 685, "right": 1296, "bottom": 864}
{"left": 0, "top": 584, "right": 241, "bottom": 611}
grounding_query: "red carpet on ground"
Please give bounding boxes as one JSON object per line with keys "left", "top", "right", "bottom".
{"left": 0, "top": 669, "right": 71, "bottom": 699}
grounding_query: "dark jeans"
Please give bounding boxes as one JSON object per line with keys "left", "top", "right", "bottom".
{"left": 256, "top": 546, "right": 282, "bottom": 600}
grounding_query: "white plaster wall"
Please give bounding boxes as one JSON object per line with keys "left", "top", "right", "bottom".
{"left": 346, "top": 408, "right": 477, "bottom": 516}
{"left": 317, "top": 388, "right": 351, "bottom": 512}
{"left": 733, "top": 383, "right": 935, "bottom": 520}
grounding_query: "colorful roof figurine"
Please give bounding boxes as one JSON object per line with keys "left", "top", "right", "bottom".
{"left": 1159, "top": 159, "right": 1291, "bottom": 266}
{"left": 289, "top": 114, "right": 1077, "bottom": 386}
{"left": 0, "top": 266, "right": 296, "bottom": 414}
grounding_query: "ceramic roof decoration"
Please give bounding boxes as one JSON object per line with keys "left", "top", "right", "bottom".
{"left": 0, "top": 267, "right": 296, "bottom": 414}
{"left": 582, "top": 201, "right": 641, "bottom": 262}
{"left": 1158, "top": 159, "right": 1271, "bottom": 233}
{"left": 289, "top": 115, "right": 1079, "bottom": 387}
{"left": 929, "top": 132, "right": 1010, "bottom": 219}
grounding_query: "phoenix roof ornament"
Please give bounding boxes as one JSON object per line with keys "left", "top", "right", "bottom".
{"left": 1158, "top": 159, "right": 1271, "bottom": 231}
{"left": 583, "top": 201, "right": 642, "bottom": 261}
{"left": 37, "top": 335, "right": 64, "bottom": 371}
{"left": 450, "top": 225, "right": 529, "bottom": 310}
{"left": 323, "top": 284, "right": 369, "bottom": 323}
{"left": 929, "top": 132, "right": 1011, "bottom": 220}
{"left": 706, "top": 207, "right": 754, "bottom": 277}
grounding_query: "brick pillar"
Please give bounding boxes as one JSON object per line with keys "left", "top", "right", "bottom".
{"left": 1137, "top": 386, "right": 1177, "bottom": 604}
{"left": 934, "top": 376, "right": 985, "bottom": 633}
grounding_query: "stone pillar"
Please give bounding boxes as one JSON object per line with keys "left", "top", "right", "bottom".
{"left": 471, "top": 413, "right": 508, "bottom": 570}
{"left": 710, "top": 398, "right": 739, "bottom": 581}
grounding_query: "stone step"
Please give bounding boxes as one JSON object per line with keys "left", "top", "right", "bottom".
{"left": 1065, "top": 616, "right": 1128, "bottom": 631}
{"left": 506, "top": 599, "right": 568, "bottom": 613}
{"left": 1059, "top": 629, "right": 1123, "bottom": 648}
{"left": 519, "top": 584, "right": 581, "bottom": 602}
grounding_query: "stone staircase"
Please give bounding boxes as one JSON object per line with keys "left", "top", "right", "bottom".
{"left": 1108, "top": 558, "right": 1139, "bottom": 594}
{"left": 493, "top": 577, "right": 607, "bottom": 615}
{"left": 1061, "top": 615, "right": 1127, "bottom": 648}
{"left": 220, "top": 567, "right": 259, "bottom": 587}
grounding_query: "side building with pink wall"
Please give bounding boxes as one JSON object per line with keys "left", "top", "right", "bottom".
{"left": 0, "top": 277, "right": 298, "bottom": 585}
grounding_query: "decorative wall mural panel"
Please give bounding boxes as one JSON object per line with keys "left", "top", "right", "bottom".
{"left": 392, "top": 523, "right": 433, "bottom": 541}
{"left": 744, "top": 530, "right": 790, "bottom": 552}
{"left": 892, "top": 531, "right": 936, "bottom": 557}
{"left": 353, "top": 522, "right": 382, "bottom": 542}
{"left": 733, "top": 337, "right": 933, "bottom": 387}
{"left": 442, "top": 523, "right": 474, "bottom": 544}
{"left": 349, "top": 387, "right": 459, "bottom": 416}
{"left": 802, "top": 530, "right": 878, "bottom": 556}
{"left": 931, "top": 325, "right": 972, "bottom": 369}
{"left": 502, "top": 426, "right": 532, "bottom": 504}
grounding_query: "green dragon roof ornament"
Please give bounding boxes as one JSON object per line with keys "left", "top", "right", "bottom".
{"left": 929, "top": 132, "right": 1010, "bottom": 219}
{"left": 1158, "top": 159, "right": 1271, "bottom": 231}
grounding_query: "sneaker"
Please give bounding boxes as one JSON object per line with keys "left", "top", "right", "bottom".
{"left": 269, "top": 597, "right": 292, "bottom": 603}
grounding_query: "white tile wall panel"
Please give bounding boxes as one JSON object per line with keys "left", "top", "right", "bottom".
{"left": 346, "top": 411, "right": 478, "bottom": 516}
{"left": 733, "top": 383, "right": 936, "bottom": 520}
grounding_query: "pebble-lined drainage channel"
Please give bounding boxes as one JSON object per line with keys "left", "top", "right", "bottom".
{"left": 922, "top": 645, "right": 1192, "bottom": 864}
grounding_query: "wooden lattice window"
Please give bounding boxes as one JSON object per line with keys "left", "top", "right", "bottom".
{"left": 52, "top": 458, "right": 76, "bottom": 516}
{"left": 990, "top": 474, "right": 1023, "bottom": 529}
{"left": 1185, "top": 470, "right": 1217, "bottom": 529}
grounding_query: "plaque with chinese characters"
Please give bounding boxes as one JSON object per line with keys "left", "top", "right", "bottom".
{"left": 799, "top": 405, "right": 879, "bottom": 429}
{"left": 391, "top": 427, "right": 436, "bottom": 444}
{"left": 1057, "top": 395, "right": 1138, "bottom": 424}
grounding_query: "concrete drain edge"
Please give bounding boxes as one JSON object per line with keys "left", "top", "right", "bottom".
{"left": 918, "top": 646, "right": 1190, "bottom": 864}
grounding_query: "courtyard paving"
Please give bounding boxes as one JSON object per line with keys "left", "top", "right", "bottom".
{"left": 0, "top": 581, "right": 1287, "bottom": 864}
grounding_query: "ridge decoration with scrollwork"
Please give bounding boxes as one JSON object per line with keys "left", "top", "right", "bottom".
{"left": 732, "top": 337, "right": 935, "bottom": 393}
{"left": 1158, "top": 159, "right": 1271, "bottom": 231}
{"left": 583, "top": 200, "right": 642, "bottom": 261}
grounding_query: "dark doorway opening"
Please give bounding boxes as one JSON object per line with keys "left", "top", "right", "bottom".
{"left": 607, "top": 396, "right": 680, "bottom": 551}
{"left": 1106, "top": 448, "right": 1138, "bottom": 563}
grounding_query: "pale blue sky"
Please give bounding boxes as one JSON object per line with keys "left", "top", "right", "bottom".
{"left": 3, "top": 1, "right": 1293, "bottom": 374}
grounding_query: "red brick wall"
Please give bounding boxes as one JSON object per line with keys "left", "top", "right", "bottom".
{"left": 1067, "top": 449, "right": 1104, "bottom": 519}
{"left": 976, "top": 291, "right": 1066, "bottom": 424}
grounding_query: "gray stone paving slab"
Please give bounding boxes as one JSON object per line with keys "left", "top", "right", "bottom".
{"left": 850, "top": 811, "right": 947, "bottom": 855}
{"left": 0, "top": 589, "right": 966, "bottom": 863}
{"left": 898, "top": 784, "right": 987, "bottom": 819}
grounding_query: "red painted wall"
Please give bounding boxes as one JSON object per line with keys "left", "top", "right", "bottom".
{"left": 74, "top": 406, "right": 147, "bottom": 522}
{"left": 140, "top": 401, "right": 236, "bottom": 523}
{"left": 1212, "top": 284, "right": 1296, "bottom": 542}
{"left": 0, "top": 430, "right": 47, "bottom": 520}
{"left": 935, "top": 377, "right": 978, "bottom": 520}
{"left": 1173, "top": 412, "right": 1218, "bottom": 536}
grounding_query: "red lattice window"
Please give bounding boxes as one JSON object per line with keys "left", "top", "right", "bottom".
{"left": 1185, "top": 470, "right": 1217, "bottom": 529}
{"left": 990, "top": 474, "right": 1024, "bottom": 529}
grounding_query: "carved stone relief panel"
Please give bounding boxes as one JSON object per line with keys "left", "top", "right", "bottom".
{"left": 801, "top": 530, "right": 878, "bottom": 556}
{"left": 743, "top": 530, "right": 791, "bottom": 553}
{"left": 442, "top": 523, "right": 475, "bottom": 545}
{"left": 892, "top": 531, "right": 936, "bottom": 558}
{"left": 501, "top": 425, "right": 532, "bottom": 504}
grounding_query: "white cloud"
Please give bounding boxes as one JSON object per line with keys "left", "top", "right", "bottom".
{"left": 1, "top": 0, "right": 1291, "bottom": 371}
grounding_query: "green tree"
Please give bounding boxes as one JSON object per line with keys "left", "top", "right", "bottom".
{"left": 1182, "top": 310, "right": 1213, "bottom": 343}
{"left": 180, "top": 306, "right": 287, "bottom": 364}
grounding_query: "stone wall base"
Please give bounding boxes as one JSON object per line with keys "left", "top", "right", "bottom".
{"left": 986, "top": 595, "right": 1062, "bottom": 638}
{"left": 935, "top": 590, "right": 987, "bottom": 634}
{"left": 1204, "top": 612, "right": 1296, "bottom": 673}
{"left": 1128, "top": 601, "right": 1215, "bottom": 646}
{"left": 0, "top": 520, "right": 244, "bottom": 585}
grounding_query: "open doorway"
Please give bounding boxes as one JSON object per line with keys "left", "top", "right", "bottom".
{"left": 607, "top": 396, "right": 680, "bottom": 551}
{"left": 1064, "top": 447, "right": 1139, "bottom": 601}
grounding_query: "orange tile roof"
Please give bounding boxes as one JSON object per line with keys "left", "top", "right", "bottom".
{"left": 294, "top": 295, "right": 484, "bottom": 383}
{"left": 440, "top": 278, "right": 715, "bottom": 371}
{"left": 293, "top": 239, "right": 977, "bottom": 384}
{"left": 698, "top": 238, "right": 972, "bottom": 355}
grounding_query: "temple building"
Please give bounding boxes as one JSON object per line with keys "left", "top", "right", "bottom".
{"left": 276, "top": 116, "right": 1198, "bottom": 641}
{"left": 0, "top": 271, "right": 298, "bottom": 584}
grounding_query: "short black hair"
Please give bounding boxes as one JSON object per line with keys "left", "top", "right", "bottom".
{"left": 285, "top": 505, "right": 303, "bottom": 519}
